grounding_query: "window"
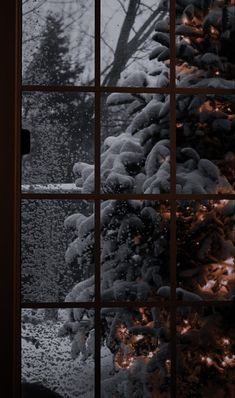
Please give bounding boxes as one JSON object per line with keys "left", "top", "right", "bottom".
{"left": 0, "top": 0, "right": 235, "bottom": 397}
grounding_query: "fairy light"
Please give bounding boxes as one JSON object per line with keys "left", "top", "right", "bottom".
{"left": 114, "top": 309, "right": 161, "bottom": 370}
{"left": 165, "top": 359, "right": 171, "bottom": 372}
{"left": 180, "top": 319, "right": 192, "bottom": 335}
{"left": 148, "top": 351, "right": 154, "bottom": 358}
{"left": 222, "top": 338, "right": 230, "bottom": 346}
{"left": 210, "top": 26, "right": 216, "bottom": 34}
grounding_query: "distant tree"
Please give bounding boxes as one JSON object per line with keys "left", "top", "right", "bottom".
{"left": 22, "top": 13, "right": 94, "bottom": 186}
{"left": 23, "top": 13, "right": 82, "bottom": 85}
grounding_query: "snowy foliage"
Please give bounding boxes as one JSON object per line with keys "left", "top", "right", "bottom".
{"left": 64, "top": 200, "right": 170, "bottom": 303}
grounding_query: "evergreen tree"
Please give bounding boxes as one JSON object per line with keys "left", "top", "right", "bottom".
{"left": 60, "top": 1, "right": 235, "bottom": 396}
{"left": 23, "top": 13, "right": 82, "bottom": 85}
{"left": 22, "top": 13, "right": 94, "bottom": 187}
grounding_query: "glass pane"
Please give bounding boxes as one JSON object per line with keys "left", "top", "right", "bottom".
{"left": 101, "top": 306, "right": 171, "bottom": 397}
{"left": 101, "top": 201, "right": 170, "bottom": 301}
{"left": 101, "top": 93, "right": 170, "bottom": 194}
{"left": 21, "top": 92, "right": 94, "bottom": 193}
{"left": 177, "top": 200, "right": 235, "bottom": 301}
{"left": 22, "top": 308, "right": 95, "bottom": 397}
{"left": 176, "top": 94, "right": 235, "bottom": 194}
{"left": 177, "top": 306, "right": 235, "bottom": 397}
{"left": 101, "top": 0, "right": 169, "bottom": 87}
{"left": 22, "top": 0, "right": 94, "bottom": 85}
{"left": 176, "top": 0, "right": 235, "bottom": 88}
{"left": 21, "top": 200, "right": 94, "bottom": 302}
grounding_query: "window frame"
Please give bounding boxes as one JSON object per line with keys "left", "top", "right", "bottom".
{"left": 0, "top": 0, "right": 234, "bottom": 397}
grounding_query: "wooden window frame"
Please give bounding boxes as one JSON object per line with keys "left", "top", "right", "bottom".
{"left": 0, "top": 1, "right": 234, "bottom": 397}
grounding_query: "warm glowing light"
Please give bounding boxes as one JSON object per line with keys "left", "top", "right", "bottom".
{"left": 165, "top": 359, "right": 171, "bottom": 374}
{"left": 201, "top": 356, "right": 214, "bottom": 366}
{"left": 224, "top": 257, "right": 234, "bottom": 266}
{"left": 117, "top": 325, "right": 129, "bottom": 340}
{"left": 222, "top": 338, "right": 230, "bottom": 346}
{"left": 200, "top": 257, "right": 235, "bottom": 296}
{"left": 176, "top": 122, "right": 183, "bottom": 128}
{"left": 222, "top": 355, "right": 235, "bottom": 367}
{"left": 135, "top": 334, "right": 144, "bottom": 342}
{"left": 199, "top": 100, "right": 214, "bottom": 113}
{"left": 206, "top": 357, "right": 213, "bottom": 366}
{"left": 202, "top": 279, "right": 216, "bottom": 290}
{"left": 139, "top": 308, "right": 149, "bottom": 323}
{"left": 180, "top": 319, "right": 191, "bottom": 334}
{"left": 213, "top": 200, "right": 229, "bottom": 209}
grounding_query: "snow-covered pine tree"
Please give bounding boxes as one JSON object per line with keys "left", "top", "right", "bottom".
{"left": 174, "top": 0, "right": 235, "bottom": 193}
{"left": 60, "top": 1, "right": 235, "bottom": 396}
{"left": 76, "top": 0, "right": 235, "bottom": 195}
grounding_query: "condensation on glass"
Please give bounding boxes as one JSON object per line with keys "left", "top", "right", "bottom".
{"left": 21, "top": 200, "right": 94, "bottom": 302}
{"left": 21, "top": 92, "right": 95, "bottom": 193}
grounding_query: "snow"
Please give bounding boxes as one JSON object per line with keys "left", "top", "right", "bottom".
{"left": 22, "top": 184, "right": 82, "bottom": 193}
{"left": 21, "top": 312, "right": 95, "bottom": 398}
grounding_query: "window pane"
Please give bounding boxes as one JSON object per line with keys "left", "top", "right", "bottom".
{"left": 21, "top": 200, "right": 94, "bottom": 302}
{"left": 101, "top": 93, "right": 170, "bottom": 194}
{"left": 176, "top": 0, "right": 235, "bottom": 88}
{"left": 21, "top": 92, "right": 94, "bottom": 193}
{"left": 177, "top": 200, "right": 235, "bottom": 301}
{"left": 101, "top": 0, "right": 169, "bottom": 87}
{"left": 176, "top": 94, "right": 235, "bottom": 194}
{"left": 21, "top": 308, "right": 95, "bottom": 397}
{"left": 177, "top": 306, "right": 235, "bottom": 397}
{"left": 101, "top": 306, "right": 171, "bottom": 397}
{"left": 22, "top": 0, "right": 94, "bottom": 85}
{"left": 101, "top": 200, "right": 170, "bottom": 301}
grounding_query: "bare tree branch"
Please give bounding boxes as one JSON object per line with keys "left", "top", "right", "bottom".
{"left": 23, "top": 0, "right": 47, "bottom": 16}
{"left": 102, "top": 0, "right": 167, "bottom": 86}
{"left": 101, "top": 36, "right": 115, "bottom": 55}
{"left": 116, "top": 0, "right": 127, "bottom": 14}
{"left": 102, "top": 0, "right": 141, "bottom": 86}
